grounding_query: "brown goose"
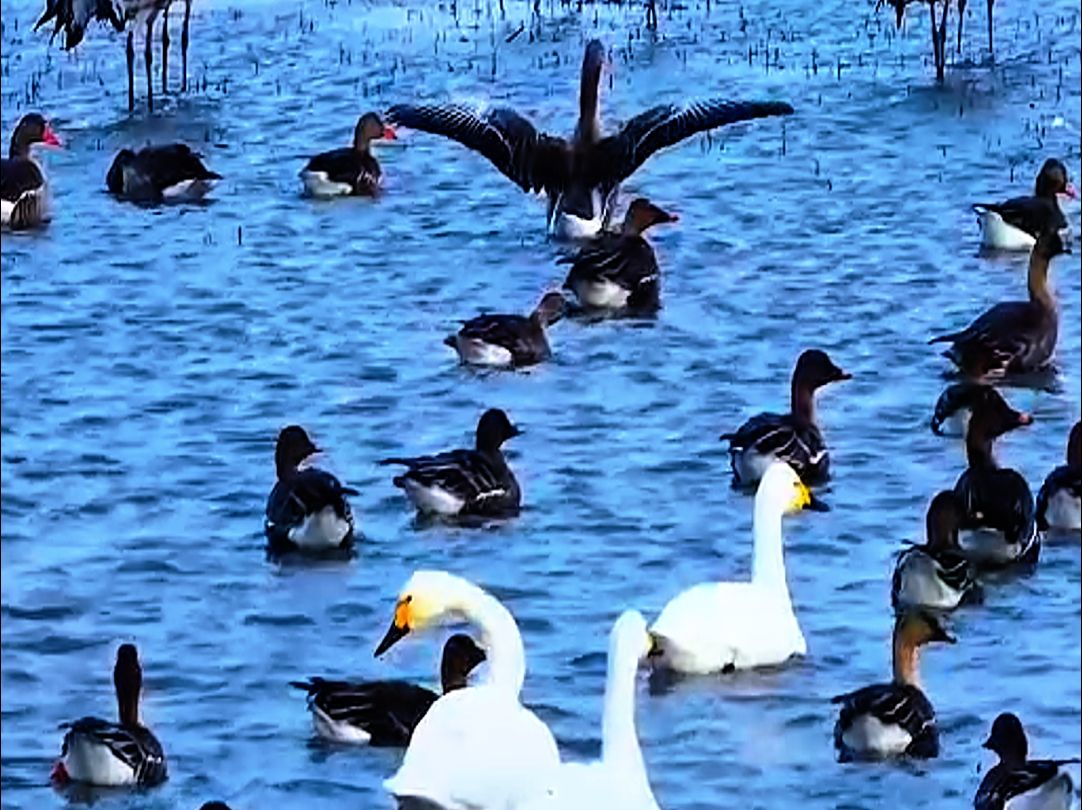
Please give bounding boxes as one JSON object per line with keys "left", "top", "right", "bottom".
{"left": 386, "top": 40, "right": 793, "bottom": 239}
{"left": 1, "top": 113, "right": 61, "bottom": 230}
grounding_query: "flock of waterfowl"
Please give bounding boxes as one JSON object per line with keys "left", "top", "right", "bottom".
{"left": 1, "top": 1, "right": 1080, "bottom": 808}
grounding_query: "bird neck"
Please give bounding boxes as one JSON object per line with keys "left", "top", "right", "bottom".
{"left": 965, "top": 428, "right": 998, "bottom": 470}
{"left": 1027, "top": 249, "right": 1054, "bottom": 310}
{"left": 9, "top": 133, "right": 28, "bottom": 160}
{"left": 891, "top": 635, "right": 921, "bottom": 688}
{"left": 601, "top": 626, "right": 650, "bottom": 794}
{"left": 790, "top": 381, "right": 816, "bottom": 423}
{"left": 451, "top": 582, "right": 526, "bottom": 696}
{"left": 576, "top": 64, "right": 602, "bottom": 144}
{"left": 751, "top": 497, "right": 789, "bottom": 593}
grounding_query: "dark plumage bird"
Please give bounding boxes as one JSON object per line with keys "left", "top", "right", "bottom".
{"left": 300, "top": 113, "right": 396, "bottom": 198}
{"left": 1036, "top": 421, "right": 1081, "bottom": 533}
{"left": 892, "top": 490, "right": 983, "bottom": 612}
{"left": 386, "top": 39, "right": 793, "bottom": 239}
{"left": 1, "top": 113, "right": 61, "bottom": 230}
{"left": 974, "top": 159, "right": 1076, "bottom": 250}
{"left": 290, "top": 634, "right": 486, "bottom": 746}
{"left": 380, "top": 408, "right": 522, "bottom": 518}
{"left": 721, "top": 349, "right": 851, "bottom": 487}
{"left": 832, "top": 611, "right": 955, "bottom": 761}
{"left": 106, "top": 143, "right": 220, "bottom": 202}
{"left": 974, "top": 713, "right": 1080, "bottom": 810}
{"left": 930, "top": 230, "right": 1069, "bottom": 381}
{"left": 930, "top": 381, "right": 991, "bottom": 437}
{"left": 561, "top": 198, "right": 677, "bottom": 313}
{"left": 51, "top": 644, "right": 167, "bottom": 787}
{"left": 445, "top": 292, "right": 565, "bottom": 368}
{"left": 952, "top": 388, "right": 1038, "bottom": 568}
{"left": 264, "top": 425, "right": 359, "bottom": 553}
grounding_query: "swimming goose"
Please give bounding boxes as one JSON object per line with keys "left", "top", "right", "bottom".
{"left": 300, "top": 113, "right": 395, "bottom": 198}
{"left": 290, "top": 633, "right": 486, "bottom": 746}
{"left": 51, "top": 644, "right": 167, "bottom": 787}
{"left": 648, "top": 461, "right": 827, "bottom": 675}
{"left": 380, "top": 408, "right": 522, "bottom": 518}
{"left": 891, "top": 491, "right": 983, "bottom": 612}
{"left": 973, "top": 159, "right": 1077, "bottom": 251}
{"left": 445, "top": 291, "right": 565, "bottom": 368}
{"left": 1036, "top": 421, "right": 1081, "bottom": 532}
{"left": 107, "top": 143, "right": 221, "bottom": 202}
{"left": 952, "top": 388, "right": 1038, "bottom": 568}
{"left": 721, "top": 349, "right": 851, "bottom": 487}
{"left": 386, "top": 40, "right": 793, "bottom": 239}
{"left": 264, "top": 425, "right": 359, "bottom": 553}
{"left": 931, "top": 381, "right": 992, "bottom": 437}
{"left": 930, "top": 229, "right": 1069, "bottom": 381}
{"left": 1, "top": 113, "right": 61, "bottom": 230}
{"left": 520, "top": 611, "right": 659, "bottom": 810}
{"left": 561, "top": 198, "right": 677, "bottom": 312}
{"left": 832, "top": 611, "right": 955, "bottom": 761}
{"left": 374, "top": 571, "right": 560, "bottom": 810}
{"left": 974, "top": 713, "right": 1080, "bottom": 810}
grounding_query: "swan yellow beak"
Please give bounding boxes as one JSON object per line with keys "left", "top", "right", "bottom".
{"left": 790, "top": 481, "right": 812, "bottom": 512}
{"left": 374, "top": 597, "right": 414, "bottom": 656}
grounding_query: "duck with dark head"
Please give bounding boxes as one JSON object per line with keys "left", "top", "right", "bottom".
{"left": 300, "top": 112, "right": 396, "bottom": 198}
{"left": 973, "top": 158, "right": 1077, "bottom": 251}
{"left": 1, "top": 113, "right": 62, "bottom": 230}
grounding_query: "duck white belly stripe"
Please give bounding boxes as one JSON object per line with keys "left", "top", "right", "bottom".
{"left": 455, "top": 336, "right": 514, "bottom": 367}
{"left": 288, "top": 506, "right": 351, "bottom": 548}
{"left": 401, "top": 480, "right": 466, "bottom": 515}
{"left": 162, "top": 178, "right": 216, "bottom": 201}
{"left": 311, "top": 705, "right": 372, "bottom": 744}
{"left": 842, "top": 715, "right": 912, "bottom": 755}
{"left": 976, "top": 209, "right": 1037, "bottom": 251}
{"left": 301, "top": 171, "right": 352, "bottom": 198}
{"left": 1045, "top": 490, "right": 1081, "bottom": 530}
{"left": 64, "top": 736, "right": 137, "bottom": 786}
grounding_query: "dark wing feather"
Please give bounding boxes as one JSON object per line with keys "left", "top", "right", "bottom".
{"left": 927, "top": 546, "right": 980, "bottom": 593}
{"left": 35, "top": 0, "right": 123, "bottom": 49}
{"left": 1036, "top": 464, "right": 1081, "bottom": 530}
{"left": 591, "top": 99, "right": 794, "bottom": 186}
{"left": 303, "top": 147, "right": 379, "bottom": 190}
{"left": 564, "top": 235, "right": 658, "bottom": 290}
{"left": 722, "top": 413, "right": 823, "bottom": 470}
{"left": 975, "top": 760, "right": 1075, "bottom": 810}
{"left": 386, "top": 104, "right": 570, "bottom": 195}
{"left": 265, "top": 467, "right": 357, "bottom": 542}
{"left": 136, "top": 145, "right": 221, "bottom": 190}
{"left": 832, "top": 682, "right": 937, "bottom": 756}
{"left": 456, "top": 314, "right": 539, "bottom": 361}
{"left": 291, "top": 678, "right": 437, "bottom": 746}
{"left": 62, "top": 717, "right": 167, "bottom": 785}
{"left": 974, "top": 195, "right": 1066, "bottom": 238}
{"left": 931, "top": 302, "right": 1050, "bottom": 377}
{"left": 954, "top": 467, "right": 1036, "bottom": 544}
{"left": 383, "top": 449, "right": 515, "bottom": 510}
{"left": 1, "top": 158, "right": 45, "bottom": 202}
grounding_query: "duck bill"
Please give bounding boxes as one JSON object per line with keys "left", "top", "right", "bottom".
{"left": 43, "top": 125, "right": 62, "bottom": 148}
{"left": 806, "top": 492, "right": 831, "bottom": 512}
{"left": 1064, "top": 182, "right": 1078, "bottom": 199}
{"left": 382, "top": 125, "right": 397, "bottom": 141}
{"left": 374, "top": 619, "right": 410, "bottom": 657}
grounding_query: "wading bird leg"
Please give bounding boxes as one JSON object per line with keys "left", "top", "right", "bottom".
{"left": 162, "top": 5, "right": 169, "bottom": 95}
{"left": 182, "top": 0, "right": 191, "bottom": 91}
{"left": 145, "top": 15, "right": 155, "bottom": 111}
{"left": 986, "top": 0, "right": 994, "bottom": 61}
{"left": 127, "top": 30, "right": 135, "bottom": 112}
{"left": 956, "top": 0, "right": 966, "bottom": 53}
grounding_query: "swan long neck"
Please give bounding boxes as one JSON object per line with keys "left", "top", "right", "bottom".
{"left": 751, "top": 496, "right": 789, "bottom": 593}
{"left": 1027, "top": 249, "right": 1054, "bottom": 310}
{"left": 600, "top": 619, "right": 652, "bottom": 800}
{"left": 454, "top": 583, "right": 526, "bottom": 696}
{"left": 577, "top": 62, "right": 602, "bottom": 144}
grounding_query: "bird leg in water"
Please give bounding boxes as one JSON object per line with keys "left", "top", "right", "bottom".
{"left": 145, "top": 15, "right": 156, "bottom": 111}
{"left": 182, "top": 0, "right": 192, "bottom": 92}
{"left": 956, "top": 0, "right": 966, "bottom": 52}
{"left": 127, "top": 30, "right": 135, "bottom": 112}
{"left": 986, "top": 0, "right": 994, "bottom": 61}
{"left": 162, "top": 5, "right": 170, "bottom": 95}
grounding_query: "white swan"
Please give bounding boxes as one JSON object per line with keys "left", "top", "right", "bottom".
{"left": 374, "top": 570, "right": 560, "bottom": 809}
{"left": 648, "top": 461, "right": 823, "bottom": 674}
{"left": 521, "top": 610, "right": 659, "bottom": 810}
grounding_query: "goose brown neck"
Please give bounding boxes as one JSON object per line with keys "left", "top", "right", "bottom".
{"left": 1027, "top": 248, "right": 1054, "bottom": 311}
{"left": 965, "top": 426, "right": 998, "bottom": 469}
{"left": 577, "top": 64, "right": 601, "bottom": 144}
{"left": 790, "top": 381, "right": 816, "bottom": 423}
{"left": 891, "top": 629, "right": 921, "bottom": 687}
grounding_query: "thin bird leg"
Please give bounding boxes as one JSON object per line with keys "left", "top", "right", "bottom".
{"left": 956, "top": 0, "right": 966, "bottom": 53}
{"left": 928, "top": 0, "right": 941, "bottom": 81}
{"left": 937, "top": 0, "right": 949, "bottom": 77}
{"left": 986, "top": 0, "right": 994, "bottom": 60}
{"left": 126, "top": 30, "right": 135, "bottom": 112}
{"left": 181, "top": 0, "right": 191, "bottom": 92}
{"left": 145, "top": 16, "right": 155, "bottom": 111}
{"left": 162, "top": 4, "right": 170, "bottom": 95}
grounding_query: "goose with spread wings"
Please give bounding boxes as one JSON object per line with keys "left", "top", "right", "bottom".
{"left": 386, "top": 39, "right": 793, "bottom": 239}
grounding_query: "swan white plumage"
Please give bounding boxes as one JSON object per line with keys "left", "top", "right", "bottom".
{"left": 374, "top": 571, "right": 560, "bottom": 810}
{"left": 520, "top": 610, "right": 659, "bottom": 810}
{"left": 648, "top": 461, "right": 824, "bottom": 674}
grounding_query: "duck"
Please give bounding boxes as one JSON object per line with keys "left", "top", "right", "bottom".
{"left": 379, "top": 408, "right": 521, "bottom": 518}
{"left": 299, "top": 112, "right": 395, "bottom": 198}
{"left": 264, "top": 425, "right": 359, "bottom": 553}
{"left": 952, "top": 387, "right": 1039, "bottom": 568}
{"left": 648, "top": 461, "right": 827, "bottom": 675}
{"left": 931, "top": 381, "right": 993, "bottom": 437}
{"left": 445, "top": 291, "right": 565, "bottom": 368}
{"left": 1036, "top": 421, "right": 1081, "bottom": 532}
{"left": 973, "top": 159, "right": 1077, "bottom": 251}
{"left": 386, "top": 39, "right": 793, "bottom": 239}
{"left": 891, "top": 490, "right": 983, "bottom": 612}
{"left": 290, "top": 633, "right": 486, "bottom": 746}
{"left": 720, "top": 349, "right": 851, "bottom": 487}
{"left": 51, "top": 644, "right": 167, "bottom": 787}
{"left": 519, "top": 611, "right": 659, "bottom": 810}
{"left": 974, "top": 713, "right": 1080, "bottom": 810}
{"left": 374, "top": 571, "right": 561, "bottom": 809}
{"left": 930, "top": 229, "right": 1069, "bottom": 381}
{"left": 561, "top": 198, "right": 678, "bottom": 312}
{"left": 832, "top": 611, "right": 955, "bottom": 761}
{"left": 1, "top": 113, "right": 61, "bottom": 230}
{"left": 106, "top": 144, "right": 221, "bottom": 202}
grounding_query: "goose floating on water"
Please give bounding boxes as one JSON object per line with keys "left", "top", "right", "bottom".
{"left": 832, "top": 611, "right": 955, "bottom": 761}
{"left": 973, "top": 159, "right": 1076, "bottom": 251}
{"left": 264, "top": 425, "right": 359, "bottom": 554}
{"left": 51, "top": 644, "right": 167, "bottom": 787}
{"left": 930, "top": 229, "right": 1069, "bottom": 381}
{"left": 1, "top": 113, "right": 61, "bottom": 230}
{"left": 891, "top": 490, "right": 983, "bottom": 612}
{"left": 290, "top": 633, "right": 486, "bottom": 746}
{"left": 374, "top": 571, "right": 560, "bottom": 810}
{"left": 1036, "top": 421, "right": 1081, "bottom": 533}
{"left": 648, "top": 461, "right": 827, "bottom": 675}
{"left": 721, "top": 349, "right": 851, "bottom": 487}
{"left": 107, "top": 143, "right": 220, "bottom": 202}
{"left": 445, "top": 292, "right": 565, "bottom": 368}
{"left": 974, "top": 713, "right": 1080, "bottom": 810}
{"left": 561, "top": 198, "right": 677, "bottom": 313}
{"left": 300, "top": 113, "right": 396, "bottom": 198}
{"left": 386, "top": 39, "right": 793, "bottom": 239}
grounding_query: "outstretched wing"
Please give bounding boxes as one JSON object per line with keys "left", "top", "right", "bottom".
{"left": 591, "top": 99, "right": 794, "bottom": 186}
{"left": 35, "top": 0, "right": 123, "bottom": 49}
{"left": 386, "top": 104, "right": 570, "bottom": 196}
